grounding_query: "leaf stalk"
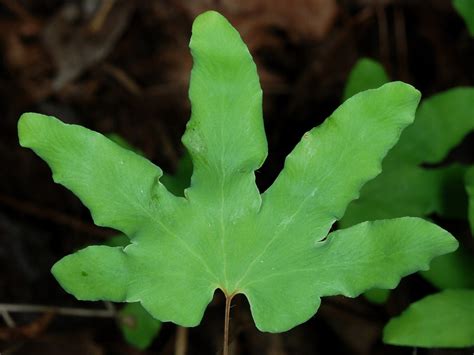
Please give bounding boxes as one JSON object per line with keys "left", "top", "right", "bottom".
{"left": 223, "top": 293, "right": 235, "bottom": 355}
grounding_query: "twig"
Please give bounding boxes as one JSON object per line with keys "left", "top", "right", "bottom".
{"left": 103, "top": 64, "right": 142, "bottom": 96}
{"left": 0, "top": 303, "right": 116, "bottom": 318}
{"left": 89, "top": 0, "right": 116, "bottom": 33}
{"left": 1, "top": 309, "right": 16, "bottom": 327}
{"left": 0, "top": 194, "right": 112, "bottom": 238}
{"left": 174, "top": 326, "right": 188, "bottom": 355}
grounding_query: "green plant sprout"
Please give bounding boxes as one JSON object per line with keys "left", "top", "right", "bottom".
{"left": 18, "top": 12, "right": 458, "bottom": 354}
{"left": 453, "top": 0, "right": 474, "bottom": 36}
{"left": 341, "top": 58, "right": 474, "bottom": 303}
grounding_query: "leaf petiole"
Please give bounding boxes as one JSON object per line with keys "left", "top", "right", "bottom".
{"left": 223, "top": 292, "right": 236, "bottom": 355}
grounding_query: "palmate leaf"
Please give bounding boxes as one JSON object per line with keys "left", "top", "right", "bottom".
{"left": 18, "top": 11, "right": 457, "bottom": 332}
{"left": 383, "top": 289, "right": 474, "bottom": 348}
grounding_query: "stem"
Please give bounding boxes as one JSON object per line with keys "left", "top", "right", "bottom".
{"left": 223, "top": 294, "right": 234, "bottom": 355}
{"left": 1, "top": 309, "right": 16, "bottom": 327}
{"left": 0, "top": 303, "right": 115, "bottom": 318}
{"left": 175, "top": 326, "right": 188, "bottom": 355}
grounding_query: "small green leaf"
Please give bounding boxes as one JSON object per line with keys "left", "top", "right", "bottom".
{"left": 467, "top": 167, "right": 474, "bottom": 234}
{"left": 18, "top": 11, "right": 457, "bottom": 333}
{"left": 453, "top": 0, "right": 474, "bottom": 36}
{"left": 384, "top": 289, "right": 474, "bottom": 348}
{"left": 343, "top": 58, "right": 389, "bottom": 101}
{"left": 118, "top": 302, "right": 162, "bottom": 350}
